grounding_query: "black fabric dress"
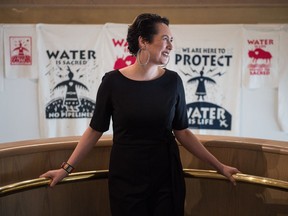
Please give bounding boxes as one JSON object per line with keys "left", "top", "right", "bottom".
{"left": 89, "top": 69, "right": 189, "bottom": 216}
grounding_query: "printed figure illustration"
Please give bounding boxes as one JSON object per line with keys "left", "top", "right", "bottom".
{"left": 188, "top": 67, "right": 216, "bottom": 100}
{"left": 248, "top": 48, "right": 272, "bottom": 64}
{"left": 44, "top": 48, "right": 97, "bottom": 119}
{"left": 13, "top": 41, "right": 28, "bottom": 56}
{"left": 182, "top": 66, "right": 224, "bottom": 101}
{"left": 53, "top": 66, "right": 88, "bottom": 112}
{"left": 10, "top": 37, "right": 32, "bottom": 65}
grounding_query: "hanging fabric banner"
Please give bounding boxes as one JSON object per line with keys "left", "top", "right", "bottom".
{"left": 0, "top": 25, "right": 4, "bottom": 92}
{"left": 242, "top": 25, "right": 281, "bottom": 89}
{"left": 98, "top": 23, "right": 135, "bottom": 134}
{"left": 170, "top": 25, "right": 242, "bottom": 136}
{"left": 37, "top": 24, "right": 103, "bottom": 138}
{"left": 101, "top": 23, "right": 136, "bottom": 72}
{"left": 278, "top": 25, "right": 288, "bottom": 133}
{"left": 3, "top": 24, "right": 38, "bottom": 79}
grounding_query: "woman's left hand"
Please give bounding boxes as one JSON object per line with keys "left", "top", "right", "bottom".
{"left": 219, "top": 165, "right": 240, "bottom": 186}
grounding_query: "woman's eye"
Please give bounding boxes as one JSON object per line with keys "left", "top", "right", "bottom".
{"left": 164, "top": 37, "right": 170, "bottom": 41}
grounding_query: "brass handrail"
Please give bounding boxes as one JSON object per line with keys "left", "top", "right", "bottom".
{"left": 1, "top": 169, "right": 288, "bottom": 197}
{"left": 183, "top": 169, "right": 288, "bottom": 191}
{"left": 0, "top": 170, "right": 109, "bottom": 197}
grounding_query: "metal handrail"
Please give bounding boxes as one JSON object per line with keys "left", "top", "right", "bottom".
{"left": 183, "top": 169, "right": 288, "bottom": 191}
{"left": 0, "top": 170, "right": 109, "bottom": 197}
{"left": 1, "top": 169, "right": 287, "bottom": 197}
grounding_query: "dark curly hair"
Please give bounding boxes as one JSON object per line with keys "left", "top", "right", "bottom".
{"left": 127, "top": 13, "right": 169, "bottom": 56}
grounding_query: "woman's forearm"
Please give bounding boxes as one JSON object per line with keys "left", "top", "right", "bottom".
{"left": 173, "top": 129, "right": 224, "bottom": 172}
{"left": 66, "top": 127, "right": 103, "bottom": 168}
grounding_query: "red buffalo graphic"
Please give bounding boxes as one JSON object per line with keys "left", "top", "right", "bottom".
{"left": 248, "top": 48, "right": 272, "bottom": 63}
{"left": 114, "top": 55, "right": 136, "bottom": 69}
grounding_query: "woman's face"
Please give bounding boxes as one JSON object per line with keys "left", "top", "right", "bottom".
{"left": 146, "top": 23, "right": 173, "bottom": 66}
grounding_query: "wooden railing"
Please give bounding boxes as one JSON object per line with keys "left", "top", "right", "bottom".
{"left": 1, "top": 135, "right": 287, "bottom": 215}
{"left": 1, "top": 169, "right": 288, "bottom": 197}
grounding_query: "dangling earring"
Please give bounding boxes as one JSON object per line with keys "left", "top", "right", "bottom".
{"left": 137, "top": 48, "right": 150, "bottom": 66}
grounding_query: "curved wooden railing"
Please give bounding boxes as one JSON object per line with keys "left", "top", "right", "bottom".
{"left": 1, "top": 169, "right": 288, "bottom": 197}
{"left": 1, "top": 135, "right": 287, "bottom": 215}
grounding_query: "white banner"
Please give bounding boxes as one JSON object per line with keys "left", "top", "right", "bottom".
{"left": 0, "top": 25, "right": 4, "bottom": 92}
{"left": 278, "top": 25, "right": 288, "bottom": 133}
{"left": 37, "top": 24, "right": 103, "bottom": 138}
{"left": 101, "top": 23, "right": 136, "bottom": 72}
{"left": 242, "top": 25, "right": 281, "bottom": 88}
{"left": 170, "top": 25, "right": 242, "bottom": 136}
{"left": 3, "top": 24, "right": 38, "bottom": 79}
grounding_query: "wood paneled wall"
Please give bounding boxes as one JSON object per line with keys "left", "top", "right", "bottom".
{"left": 0, "top": 0, "right": 288, "bottom": 24}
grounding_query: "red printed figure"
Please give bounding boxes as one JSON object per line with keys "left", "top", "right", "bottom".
{"left": 114, "top": 55, "right": 136, "bottom": 70}
{"left": 10, "top": 36, "right": 32, "bottom": 65}
{"left": 248, "top": 48, "right": 272, "bottom": 64}
{"left": 13, "top": 41, "right": 28, "bottom": 56}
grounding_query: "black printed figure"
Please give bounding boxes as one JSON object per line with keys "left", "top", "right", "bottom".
{"left": 187, "top": 67, "right": 216, "bottom": 101}
{"left": 53, "top": 66, "right": 88, "bottom": 111}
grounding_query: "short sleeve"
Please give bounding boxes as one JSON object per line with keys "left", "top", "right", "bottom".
{"left": 172, "top": 74, "right": 189, "bottom": 130}
{"left": 89, "top": 73, "right": 112, "bottom": 132}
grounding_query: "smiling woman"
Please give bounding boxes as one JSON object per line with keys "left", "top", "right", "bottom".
{"left": 39, "top": 13, "right": 240, "bottom": 216}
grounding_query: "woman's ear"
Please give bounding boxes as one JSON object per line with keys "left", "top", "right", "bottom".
{"left": 138, "top": 36, "right": 147, "bottom": 48}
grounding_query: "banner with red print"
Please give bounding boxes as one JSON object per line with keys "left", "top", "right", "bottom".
{"left": 3, "top": 24, "right": 38, "bottom": 79}
{"left": 278, "top": 25, "right": 288, "bottom": 133}
{"left": 101, "top": 23, "right": 136, "bottom": 72}
{"left": 170, "top": 25, "right": 242, "bottom": 136}
{"left": 37, "top": 24, "right": 103, "bottom": 138}
{"left": 242, "top": 25, "right": 281, "bottom": 88}
{"left": 0, "top": 25, "right": 4, "bottom": 92}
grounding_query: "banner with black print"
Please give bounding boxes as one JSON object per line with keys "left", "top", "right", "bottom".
{"left": 37, "top": 24, "right": 103, "bottom": 138}
{"left": 170, "top": 25, "right": 242, "bottom": 136}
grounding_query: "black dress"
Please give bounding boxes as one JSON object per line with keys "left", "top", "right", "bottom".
{"left": 89, "top": 69, "right": 188, "bottom": 216}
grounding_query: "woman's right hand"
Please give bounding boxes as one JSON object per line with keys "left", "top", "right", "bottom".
{"left": 39, "top": 127, "right": 103, "bottom": 187}
{"left": 40, "top": 169, "right": 69, "bottom": 187}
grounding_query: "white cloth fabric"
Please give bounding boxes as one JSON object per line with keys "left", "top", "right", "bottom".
{"left": 1, "top": 22, "right": 287, "bottom": 137}
{"left": 3, "top": 24, "right": 38, "bottom": 79}
{"left": 170, "top": 25, "right": 242, "bottom": 136}
{"left": 0, "top": 25, "right": 4, "bottom": 91}
{"left": 242, "top": 24, "right": 281, "bottom": 88}
{"left": 37, "top": 24, "right": 103, "bottom": 138}
{"left": 278, "top": 25, "right": 288, "bottom": 133}
{"left": 101, "top": 23, "right": 136, "bottom": 72}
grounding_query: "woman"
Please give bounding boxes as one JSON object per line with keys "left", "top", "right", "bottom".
{"left": 41, "top": 13, "right": 239, "bottom": 216}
